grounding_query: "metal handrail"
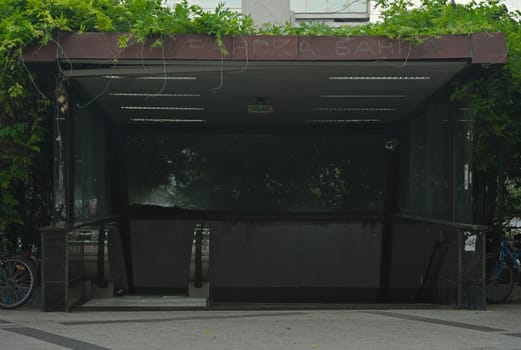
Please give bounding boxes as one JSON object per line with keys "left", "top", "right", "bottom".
{"left": 71, "top": 214, "right": 121, "bottom": 230}
{"left": 394, "top": 214, "right": 489, "bottom": 231}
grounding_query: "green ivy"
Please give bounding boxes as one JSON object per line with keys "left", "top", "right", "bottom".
{"left": 1, "top": 0, "right": 521, "bottom": 238}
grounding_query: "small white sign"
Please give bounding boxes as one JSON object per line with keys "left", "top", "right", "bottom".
{"left": 464, "top": 232, "right": 477, "bottom": 252}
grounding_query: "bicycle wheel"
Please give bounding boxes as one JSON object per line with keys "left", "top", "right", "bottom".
{"left": 0, "top": 257, "right": 36, "bottom": 309}
{"left": 485, "top": 254, "right": 514, "bottom": 303}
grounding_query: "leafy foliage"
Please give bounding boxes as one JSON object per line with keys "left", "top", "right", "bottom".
{"left": 1, "top": 0, "right": 521, "bottom": 239}
{"left": 0, "top": 0, "right": 257, "bottom": 237}
{"left": 373, "top": 0, "right": 521, "bottom": 227}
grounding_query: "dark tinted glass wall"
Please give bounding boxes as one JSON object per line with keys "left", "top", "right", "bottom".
{"left": 454, "top": 109, "right": 474, "bottom": 223}
{"left": 404, "top": 102, "right": 449, "bottom": 220}
{"left": 127, "top": 131, "right": 388, "bottom": 213}
{"left": 73, "top": 107, "right": 110, "bottom": 221}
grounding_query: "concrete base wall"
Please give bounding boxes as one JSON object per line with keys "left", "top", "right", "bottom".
{"left": 105, "top": 216, "right": 486, "bottom": 307}
{"left": 210, "top": 220, "right": 383, "bottom": 302}
{"left": 129, "top": 220, "right": 195, "bottom": 293}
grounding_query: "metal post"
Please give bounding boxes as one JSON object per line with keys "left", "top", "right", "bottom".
{"left": 458, "top": 228, "right": 486, "bottom": 309}
{"left": 194, "top": 226, "right": 203, "bottom": 288}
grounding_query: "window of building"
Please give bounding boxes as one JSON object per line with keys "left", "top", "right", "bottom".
{"left": 290, "top": 0, "right": 368, "bottom": 14}
{"left": 167, "top": 0, "right": 241, "bottom": 12}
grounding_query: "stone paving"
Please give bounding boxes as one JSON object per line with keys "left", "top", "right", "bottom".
{"left": 1, "top": 303, "right": 521, "bottom": 349}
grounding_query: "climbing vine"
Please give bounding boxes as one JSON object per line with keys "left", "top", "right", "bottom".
{"left": 1, "top": 0, "right": 520, "bottom": 240}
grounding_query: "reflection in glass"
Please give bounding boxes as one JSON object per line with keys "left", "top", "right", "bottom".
{"left": 406, "top": 103, "right": 448, "bottom": 220}
{"left": 455, "top": 112, "right": 474, "bottom": 223}
{"left": 127, "top": 132, "right": 386, "bottom": 213}
{"left": 73, "top": 108, "right": 109, "bottom": 221}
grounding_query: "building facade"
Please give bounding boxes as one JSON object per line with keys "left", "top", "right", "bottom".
{"left": 167, "top": 0, "right": 371, "bottom": 26}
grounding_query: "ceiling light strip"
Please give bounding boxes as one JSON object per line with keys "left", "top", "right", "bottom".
{"left": 135, "top": 76, "right": 197, "bottom": 80}
{"left": 329, "top": 76, "right": 430, "bottom": 80}
{"left": 320, "top": 95, "right": 406, "bottom": 98}
{"left": 129, "top": 118, "right": 206, "bottom": 123}
{"left": 306, "top": 119, "right": 383, "bottom": 123}
{"left": 121, "top": 106, "right": 205, "bottom": 111}
{"left": 110, "top": 93, "right": 200, "bottom": 97}
{"left": 101, "top": 75, "right": 124, "bottom": 79}
{"left": 313, "top": 107, "right": 396, "bottom": 112}
{"left": 100, "top": 76, "right": 197, "bottom": 80}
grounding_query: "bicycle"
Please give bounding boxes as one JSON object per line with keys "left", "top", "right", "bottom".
{"left": 485, "top": 234, "right": 521, "bottom": 303}
{"left": 0, "top": 232, "right": 38, "bottom": 309}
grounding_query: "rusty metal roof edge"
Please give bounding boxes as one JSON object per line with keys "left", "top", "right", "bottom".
{"left": 470, "top": 32, "right": 507, "bottom": 64}
{"left": 21, "top": 31, "right": 507, "bottom": 65}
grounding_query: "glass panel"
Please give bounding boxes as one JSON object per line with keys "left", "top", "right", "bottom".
{"left": 291, "top": 0, "right": 368, "bottom": 13}
{"left": 127, "top": 132, "right": 387, "bottom": 213}
{"left": 53, "top": 106, "right": 67, "bottom": 224}
{"left": 454, "top": 110, "right": 473, "bottom": 223}
{"left": 73, "top": 108, "right": 109, "bottom": 221}
{"left": 405, "top": 103, "right": 449, "bottom": 220}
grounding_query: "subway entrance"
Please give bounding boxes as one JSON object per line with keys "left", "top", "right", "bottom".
{"left": 25, "top": 32, "right": 505, "bottom": 310}
{"left": 123, "top": 128, "right": 392, "bottom": 301}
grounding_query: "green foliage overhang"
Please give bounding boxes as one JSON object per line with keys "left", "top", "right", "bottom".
{"left": 1, "top": 0, "right": 520, "bottom": 234}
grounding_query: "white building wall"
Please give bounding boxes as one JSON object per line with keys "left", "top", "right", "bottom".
{"left": 291, "top": 0, "right": 370, "bottom": 26}
{"left": 167, "top": 0, "right": 371, "bottom": 26}
{"left": 165, "top": 0, "right": 521, "bottom": 26}
{"left": 165, "top": 0, "right": 241, "bottom": 12}
{"left": 241, "top": 0, "right": 292, "bottom": 26}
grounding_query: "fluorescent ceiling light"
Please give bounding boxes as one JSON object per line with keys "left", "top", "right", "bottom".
{"left": 313, "top": 107, "right": 396, "bottom": 112}
{"left": 121, "top": 106, "right": 205, "bottom": 111}
{"left": 129, "top": 118, "right": 206, "bottom": 123}
{"left": 110, "top": 93, "right": 200, "bottom": 97}
{"left": 100, "top": 76, "right": 197, "bottom": 80}
{"left": 329, "top": 76, "right": 430, "bottom": 80}
{"left": 101, "top": 75, "right": 125, "bottom": 79}
{"left": 306, "top": 119, "right": 383, "bottom": 123}
{"left": 135, "top": 76, "right": 197, "bottom": 80}
{"left": 320, "top": 94, "right": 406, "bottom": 98}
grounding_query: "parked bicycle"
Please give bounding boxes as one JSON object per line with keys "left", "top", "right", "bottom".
{"left": 0, "top": 232, "right": 38, "bottom": 309}
{"left": 485, "top": 234, "right": 521, "bottom": 303}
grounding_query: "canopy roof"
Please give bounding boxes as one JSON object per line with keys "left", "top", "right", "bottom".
{"left": 23, "top": 32, "right": 506, "bottom": 125}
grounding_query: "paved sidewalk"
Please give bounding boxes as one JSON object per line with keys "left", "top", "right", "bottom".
{"left": 1, "top": 304, "right": 521, "bottom": 350}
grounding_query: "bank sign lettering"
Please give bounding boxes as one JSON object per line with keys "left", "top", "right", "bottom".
{"left": 177, "top": 35, "right": 467, "bottom": 61}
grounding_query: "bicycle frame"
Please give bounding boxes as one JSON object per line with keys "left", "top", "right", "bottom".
{"left": 502, "top": 240, "right": 521, "bottom": 270}
{"left": 0, "top": 232, "right": 39, "bottom": 309}
{"left": 0, "top": 232, "right": 6, "bottom": 257}
{"left": 494, "top": 241, "right": 521, "bottom": 279}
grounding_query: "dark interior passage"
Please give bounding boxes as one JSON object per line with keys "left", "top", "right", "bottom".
{"left": 124, "top": 127, "right": 395, "bottom": 300}
{"left": 66, "top": 80, "right": 479, "bottom": 305}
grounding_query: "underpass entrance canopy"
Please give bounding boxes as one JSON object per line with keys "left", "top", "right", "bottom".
{"left": 25, "top": 32, "right": 506, "bottom": 310}
{"left": 25, "top": 32, "right": 505, "bottom": 126}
